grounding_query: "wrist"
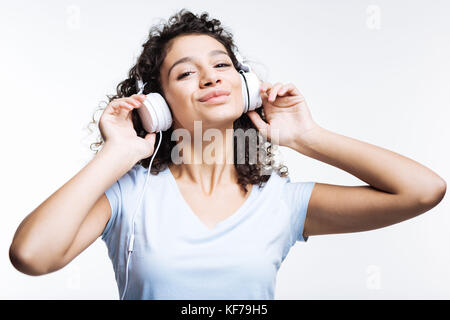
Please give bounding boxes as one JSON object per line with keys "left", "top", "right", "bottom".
{"left": 289, "top": 124, "right": 325, "bottom": 154}
{"left": 100, "top": 142, "right": 139, "bottom": 168}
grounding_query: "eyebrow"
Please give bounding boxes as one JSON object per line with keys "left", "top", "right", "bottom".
{"left": 167, "top": 49, "right": 229, "bottom": 78}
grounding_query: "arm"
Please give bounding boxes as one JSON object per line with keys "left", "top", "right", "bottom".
{"left": 292, "top": 126, "right": 446, "bottom": 237}
{"left": 247, "top": 81, "right": 446, "bottom": 237}
{"left": 9, "top": 143, "right": 138, "bottom": 275}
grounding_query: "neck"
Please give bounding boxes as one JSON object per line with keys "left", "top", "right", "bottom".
{"left": 168, "top": 123, "right": 241, "bottom": 195}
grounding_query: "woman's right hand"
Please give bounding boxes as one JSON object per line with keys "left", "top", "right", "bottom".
{"left": 99, "top": 94, "right": 156, "bottom": 161}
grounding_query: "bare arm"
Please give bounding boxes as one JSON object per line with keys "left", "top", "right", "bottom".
{"left": 247, "top": 81, "right": 445, "bottom": 237}
{"left": 291, "top": 126, "right": 446, "bottom": 237}
{"left": 9, "top": 143, "right": 138, "bottom": 275}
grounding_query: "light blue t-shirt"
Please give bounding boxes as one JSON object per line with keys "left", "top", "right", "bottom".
{"left": 101, "top": 164, "right": 315, "bottom": 300}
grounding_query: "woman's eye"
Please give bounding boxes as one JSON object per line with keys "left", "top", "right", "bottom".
{"left": 216, "top": 63, "right": 231, "bottom": 68}
{"left": 177, "top": 71, "right": 193, "bottom": 80}
{"left": 177, "top": 63, "right": 231, "bottom": 80}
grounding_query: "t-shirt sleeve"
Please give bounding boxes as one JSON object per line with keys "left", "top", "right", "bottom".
{"left": 283, "top": 178, "right": 316, "bottom": 243}
{"left": 101, "top": 180, "right": 122, "bottom": 240}
{"left": 100, "top": 164, "right": 143, "bottom": 241}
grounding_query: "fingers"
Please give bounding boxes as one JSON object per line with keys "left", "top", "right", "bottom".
{"left": 260, "top": 82, "right": 282, "bottom": 102}
{"left": 108, "top": 94, "right": 146, "bottom": 114}
{"left": 125, "top": 94, "right": 146, "bottom": 108}
{"left": 247, "top": 110, "right": 270, "bottom": 139}
{"left": 267, "top": 83, "right": 283, "bottom": 102}
{"left": 110, "top": 100, "right": 134, "bottom": 113}
{"left": 132, "top": 94, "right": 147, "bottom": 102}
{"left": 260, "top": 82, "right": 271, "bottom": 99}
{"left": 278, "top": 83, "right": 299, "bottom": 96}
{"left": 144, "top": 132, "right": 156, "bottom": 144}
{"left": 260, "top": 82, "right": 302, "bottom": 102}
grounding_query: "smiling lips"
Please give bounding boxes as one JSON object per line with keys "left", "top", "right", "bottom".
{"left": 199, "top": 89, "right": 231, "bottom": 103}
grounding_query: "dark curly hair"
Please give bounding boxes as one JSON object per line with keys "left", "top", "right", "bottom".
{"left": 86, "top": 8, "right": 288, "bottom": 193}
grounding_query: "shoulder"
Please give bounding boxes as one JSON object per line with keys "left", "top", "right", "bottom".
{"left": 261, "top": 170, "right": 292, "bottom": 188}
{"left": 263, "top": 171, "right": 315, "bottom": 205}
{"left": 252, "top": 170, "right": 291, "bottom": 197}
{"left": 119, "top": 164, "right": 170, "bottom": 187}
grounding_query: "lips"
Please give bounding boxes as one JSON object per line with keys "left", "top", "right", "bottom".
{"left": 199, "top": 90, "right": 231, "bottom": 102}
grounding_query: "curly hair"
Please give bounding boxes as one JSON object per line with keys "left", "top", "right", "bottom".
{"left": 86, "top": 8, "right": 289, "bottom": 193}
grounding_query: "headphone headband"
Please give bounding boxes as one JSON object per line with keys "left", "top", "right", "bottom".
{"left": 232, "top": 47, "right": 251, "bottom": 73}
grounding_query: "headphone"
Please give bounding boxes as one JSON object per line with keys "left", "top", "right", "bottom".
{"left": 120, "top": 47, "right": 262, "bottom": 300}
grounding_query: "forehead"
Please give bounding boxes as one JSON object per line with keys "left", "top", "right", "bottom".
{"left": 164, "top": 34, "right": 228, "bottom": 64}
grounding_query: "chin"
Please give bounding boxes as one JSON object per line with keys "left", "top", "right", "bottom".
{"left": 201, "top": 107, "right": 242, "bottom": 128}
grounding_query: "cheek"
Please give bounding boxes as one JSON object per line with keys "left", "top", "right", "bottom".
{"left": 166, "top": 83, "right": 192, "bottom": 107}
{"left": 165, "top": 86, "right": 197, "bottom": 121}
{"left": 233, "top": 78, "right": 244, "bottom": 108}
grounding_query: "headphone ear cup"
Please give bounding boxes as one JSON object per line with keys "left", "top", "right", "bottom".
{"left": 160, "top": 98, "right": 173, "bottom": 131}
{"left": 137, "top": 93, "right": 173, "bottom": 132}
{"left": 240, "top": 71, "right": 262, "bottom": 113}
{"left": 151, "top": 93, "right": 173, "bottom": 132}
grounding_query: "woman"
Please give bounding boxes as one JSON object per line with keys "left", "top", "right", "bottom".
{"left": 9, "top": 9, "right": 446, "bottom": 300}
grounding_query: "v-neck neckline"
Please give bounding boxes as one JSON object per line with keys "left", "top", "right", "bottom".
{"left": 166, "top": 166, "right": 256, "bottom": 233}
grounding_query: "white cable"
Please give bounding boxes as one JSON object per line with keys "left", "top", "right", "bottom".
{"left": 120, "top": 130, "right": 163, "bottom": 300}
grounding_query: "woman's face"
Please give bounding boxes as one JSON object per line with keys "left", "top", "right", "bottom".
{"left": 160, "top": 34, "right": 243, "bottom": 131}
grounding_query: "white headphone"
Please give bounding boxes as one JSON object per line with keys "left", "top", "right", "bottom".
{"left": 120, "top": 47, "right": 262, "bottom": 300}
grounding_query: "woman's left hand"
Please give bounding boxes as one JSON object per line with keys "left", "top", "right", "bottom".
{"left": 247, "top": 81, "right": 320, "bottom": 149}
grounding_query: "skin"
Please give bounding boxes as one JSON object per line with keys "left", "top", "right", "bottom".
{"left": 247, "top": 74, "right": 447, "bottom": 238}
{"left": 159, "top": 33, "right": 446, "bottom": 234}
{"left": 158, "top": 34, "right": 254, "bottom": 229}
{"left": 9, "top": 33, "right": 446, "bottom": 277}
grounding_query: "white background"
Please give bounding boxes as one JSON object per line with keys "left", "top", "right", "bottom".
{"left": 1, "top": 0, "right": 449, "bottom": 299}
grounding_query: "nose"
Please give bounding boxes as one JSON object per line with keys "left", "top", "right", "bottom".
{"left": 200, "top": 70, "right": 221, "bottom": 87}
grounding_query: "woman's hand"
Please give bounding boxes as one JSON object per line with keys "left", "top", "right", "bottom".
{"left": 99, "top": 94, "right": 156, "bottom": 161}
{"left": 247, "top": 82, "right": 320, "bottom": 149}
